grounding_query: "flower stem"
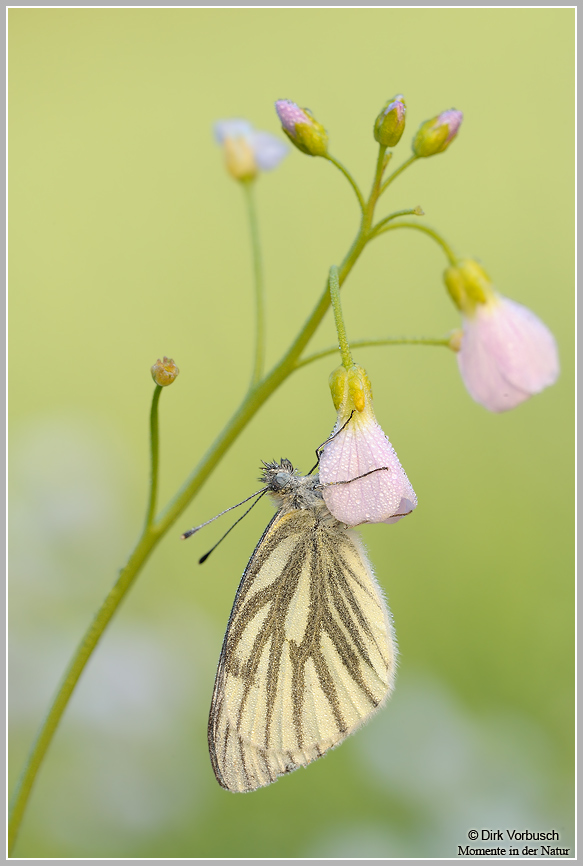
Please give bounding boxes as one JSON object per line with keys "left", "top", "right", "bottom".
{"left": 372, "top": 220, "right": 458, "bottom": 265}
{"left": 367, "top": 145, "right": 388, "bottom": 217}
{"left": 8, "top": 176, "right": 377, "bottom": 855}
{"left": 379, "top": 154, "right": 418, "bottom": 195}
{"left": 295, "top": 335, "right": 452, "bottom": 369}
{"left": 144, "top": 385, "right": 162, "bottom": 529}
{"left": 242, "top": 180, "right": 265, "bottom": 386}
{"left": 328, "top": 265, "right": 353, "bottom": 369}
{"left": 325, "top": 154, "right": 366, "bottom": 213}
{"left": 370, "top": 207, "right": 424, "bottom": 237}
{"left": 8, "top": 523, "right": 160, "bottom": 855}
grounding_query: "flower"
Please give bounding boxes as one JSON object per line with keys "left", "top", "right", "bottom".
{"left": 274, "top": 100, "right": 329, "bottom": 157}
{"left": 319, "top": 364, "right": 417, "bottom": 526}
{"left": 412, "top": 109, "right": 463, "bottom": 158}
{"left": 444, "top": 259, "right": 560, "bottom": 412}
{"left": 151, "top": 357, "right": 179, "bottom": 386}
{"left": 374, "top": 95, "right": 406, "bottom": 147}
{"left": 214, "top": 119, "right": 288, "bottom": 181}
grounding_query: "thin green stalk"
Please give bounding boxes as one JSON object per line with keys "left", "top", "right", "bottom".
{"left": 366, "top": 145, "right": 388, "bottom": 219}
{"left": 370, "top": 207, "right": 424, "bottom": 237}
{"left": 379, "top": 154, "right": 418, "bottom": 195}
{"left": 242, "top": 180, "right": 265, "bottom": 386}
{"left": 8, "top": 525, "right": 161, "bottom": 856}
{"left": 295, "top": 335, "right": 452, "bottom": 369}
{"left": 325, "top": 154, "right": 366, "bottom": 213}
{"left": 144, "top": 385, "right": 162, "bottom": 529}
{"left": 372, "top": 220, "right": 458, "bottom": 265}
{"left": 328, "top": 266, "right": 353, "bottom": 369}
{"left": 152, "top": 231, "right": 369, "bottom": 538}
{"left": 8, "top": 177, "right": 379, "bottom": 855}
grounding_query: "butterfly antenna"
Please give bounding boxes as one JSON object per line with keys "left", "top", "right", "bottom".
{"left": 307, "top": 410, "right": 355, "bottom": 475}
{"left": 197, "top": 489, "right": 268, "bottom": 564}
{"left": 181, "top": 488, "right": 266, "bottom": 540}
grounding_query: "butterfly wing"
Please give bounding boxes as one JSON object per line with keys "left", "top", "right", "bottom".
{"left": 208, "top": 507, "right": 396, "bottom": 793}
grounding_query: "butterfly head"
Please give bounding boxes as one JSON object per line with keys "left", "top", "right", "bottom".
{"left": 259, "top": 458, "right": 297, "bottom": 492}
{"left": 259, "top": 459, "right": 324, "bottom": 511}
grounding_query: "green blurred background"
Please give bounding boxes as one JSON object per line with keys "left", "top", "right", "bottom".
{"left": 9, "top": 8, "right": 574, "bottom": 858}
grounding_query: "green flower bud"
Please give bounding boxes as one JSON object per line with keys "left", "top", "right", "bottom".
{"left": 275, "top": 100, "right": 329, "bottom": 157}
{"left": 374, "top": 95, "right": 406, "bottom": 147}
{"left": 413, "top": 109, "right": 463, "bottom": 158}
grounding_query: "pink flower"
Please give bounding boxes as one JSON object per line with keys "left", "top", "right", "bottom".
{"left": 457, "top": 297, "right": 560, "bottom": 412}
{"left": 445, "top": 259, "right": 560, "bottom": 412}
{"left": 319, "top": 365, "right": 417, "bottom": 527}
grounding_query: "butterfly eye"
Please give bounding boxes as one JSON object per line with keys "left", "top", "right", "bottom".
{"left": 274, "top": 472, "right": 288, "bottom": 488}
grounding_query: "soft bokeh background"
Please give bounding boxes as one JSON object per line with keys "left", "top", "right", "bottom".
{"left": 9, "top": 8, "right": 574, "bottom": 859}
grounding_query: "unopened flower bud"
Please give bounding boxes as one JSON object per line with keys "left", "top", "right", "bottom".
{"left": 412, "top": 109, "right": 463, "bottom": 158}
{"left": 151, "top": 357, "right": 179, "bottom": 386}
{"left": 275, "top": 99, "right": 329, "bottom": 157}
{"left": 374, "top": 95, "right": 406, "bottom": 147}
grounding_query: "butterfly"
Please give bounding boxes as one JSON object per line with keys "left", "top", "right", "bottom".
{"left": 190, "top": 457, "right": 397, "bottom": 793}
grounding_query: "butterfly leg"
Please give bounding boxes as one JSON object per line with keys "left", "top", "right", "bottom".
{"left": 307, "top": 411, "right": 356, "bottom": 476}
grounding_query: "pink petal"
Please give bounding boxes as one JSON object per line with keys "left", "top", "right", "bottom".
{"left": 458, "top": 297, "right": 559, "bottom": 412}
{"left": 319, "top": 414, "right": 417, "bottom": 527}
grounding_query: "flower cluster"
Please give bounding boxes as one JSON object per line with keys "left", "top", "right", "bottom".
{"left": 211, "top": 97, "right": 560, "bottom": 528}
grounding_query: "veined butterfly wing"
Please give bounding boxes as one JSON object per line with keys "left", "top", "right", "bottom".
{"left": 207, "top": 462, "right": 396, "bottom": 793}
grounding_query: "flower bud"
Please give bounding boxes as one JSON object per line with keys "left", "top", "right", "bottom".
{"left": 151, "top": 357, "right": 179, "bottom": 387}
{"left": 274, "top": 99, "right": 329, "bottom": 157}
{"left": 374, "top": 95, "right": 406, "bottom": 147}
{"left": 320, "top": 364, "right": 417, "bottom": 526}
{"left": 412, "top": 109, "right": 463, "bottom": 158}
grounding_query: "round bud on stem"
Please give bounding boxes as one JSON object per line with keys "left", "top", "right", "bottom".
{"left": 151, "top": 357, "right": 179, "bottom": 386}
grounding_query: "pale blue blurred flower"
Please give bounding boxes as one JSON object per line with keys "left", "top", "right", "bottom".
{"left": 213, "top": 118, "right": 288, "bottom": 177}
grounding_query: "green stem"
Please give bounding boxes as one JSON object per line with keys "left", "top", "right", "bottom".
{"left": 8, "top": 180, "right": 378, "bottom": 855}
{"left": 367, "top": 145, "right": 388, "bottom": 216}
{"left": 328, "top": 265, "right": 353, "bottom": 369}
{"left": 379, "top": 154, "right": 418, "bottom": 195}
{"left": 372, "top": 220, "right": 458, "bottom": 265}
{"left": 8, "top": 525, "right": 162, "bottom": 856}
{"left": 295, "top": 335, "right": 451, "bottom": 369}
{"left": 325, "top": 154, "right": 366, "bottom": 213}
{"left": 242, "top": 180, "right": 265, "bottom": 386}
{"left": 369, "top": 207, "right": 424, "bottom": 237}
{"left": 144, "top": 385, "right": 162, "bottom": 529}
{"left": 152, "top": 232, "right": 368, "bottom": 538}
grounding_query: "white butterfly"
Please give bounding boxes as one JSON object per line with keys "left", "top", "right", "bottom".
{"left": 204, "top": 458, "right": 397, "bottom": 793}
